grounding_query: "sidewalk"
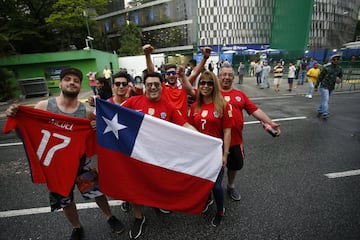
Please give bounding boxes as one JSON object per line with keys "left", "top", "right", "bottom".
{"left": 0, "top": 77, "right": 358, "bottom": 119}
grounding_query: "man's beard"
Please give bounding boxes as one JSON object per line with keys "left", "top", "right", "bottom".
{"left": 62, "top": 89, "right": 79, "bottom": 98}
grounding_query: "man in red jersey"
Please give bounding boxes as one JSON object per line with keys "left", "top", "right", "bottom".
{"left": 121, "top": 71, "right": 196, "bottom": 239}
{"left": 143, "top": 44, "right": 211, "bottom": 119}
{"left": 219, "top": 63, "right": 281, "bottom": 201}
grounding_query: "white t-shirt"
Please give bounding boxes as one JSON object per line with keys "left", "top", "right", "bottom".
{"left": 288, "top": 65, "right": 296, "bottom": 78}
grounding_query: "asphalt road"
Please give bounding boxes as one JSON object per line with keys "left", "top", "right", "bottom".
{"left": 0, "top": 92, "right": 359, "bottom": 240}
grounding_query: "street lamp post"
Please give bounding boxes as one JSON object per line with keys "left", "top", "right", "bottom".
{"left": 83, "top": 10, "right": 93, "bottom": 49}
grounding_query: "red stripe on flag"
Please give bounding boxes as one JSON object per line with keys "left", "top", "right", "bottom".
{"left": 97, "top": 146, "right": 215, "bottom": 214}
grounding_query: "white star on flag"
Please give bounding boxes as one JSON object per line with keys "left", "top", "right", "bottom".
{"left": 102, "top": 113, "right": 127, "bottom": 139}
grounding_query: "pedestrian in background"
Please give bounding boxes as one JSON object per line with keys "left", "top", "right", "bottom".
{"left": 314, "top": 54, "right": 343, "bottom": 119}
{"left": 103, "top": 66, "right": 112, "bottom": 84}
{"left": 254, "top": 59, "right": 263, "bottom": 85}
{"left": 260, "top": 61, "right": 271, "bottom": 89}
{"left": 305, "top": 61, "right": 320, "bottom": 99}
{"left": 287, "top": 62, "right": 296, "bottom": 92}
{"left": 237, "top": 62, "right": 245, "bottom": 84}
{"left": 298, "top": 58, "right": 308, "bottom": 85}
{"left": 86, "top": 71, "right": 97, "bottom": 95}
{"left": 273, "top": 62, "right": 284, "bottom": 92}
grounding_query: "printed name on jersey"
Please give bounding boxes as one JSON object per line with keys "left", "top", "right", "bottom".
{"left": 48, "top": 118, "right": 74, "bottom": 131}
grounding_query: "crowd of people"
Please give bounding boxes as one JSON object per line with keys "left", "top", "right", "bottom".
{"left": 5, "top": 45, "right": 344, "bottom": 240}
{"left": 250, "top": 54, "right": 343, "bottom": 118}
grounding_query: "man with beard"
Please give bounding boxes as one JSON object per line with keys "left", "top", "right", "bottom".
{"left": 5, "top": 67, "right": 125, "bottom": 240}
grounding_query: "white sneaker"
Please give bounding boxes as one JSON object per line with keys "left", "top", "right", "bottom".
{"left": 308, "top": 95, "right": 312, "bottom": 99}
{"left": 305, "top": 94, "right": 309, "bottom": 98}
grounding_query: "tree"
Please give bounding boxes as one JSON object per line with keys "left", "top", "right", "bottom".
{"left": 118, "top": 21, "right": 143, "bottom": 56}
{"left": 46, "top": 0, "right": 107, "bottom": 50}
{"left": 0, "top": 0, "right": 59, "bottom": 55}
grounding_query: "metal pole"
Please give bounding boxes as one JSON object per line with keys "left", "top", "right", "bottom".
{"left": 83, "top": 10, "right": 93, "bottom": 49}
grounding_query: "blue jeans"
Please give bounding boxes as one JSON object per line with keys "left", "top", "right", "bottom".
{"left": 261, "top": 75, "right": 270, "bottom": 88}
{"left": 256, "top": 72, "right": 262, "bottom": 84}
{"left": 298, "top": 70, "right": 307, "bottom": 85}
{"left": 212, "top": 167, "right": 224, "bottom": 212}
{"left": 318, "top": 87, "right": 333, "bottom": 115}
{"left": 307, "top": 82, "right": 314, "bottom": 96}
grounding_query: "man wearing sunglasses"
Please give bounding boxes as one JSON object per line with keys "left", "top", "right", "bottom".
{"left": 143, "top": 44, "right": 211, "bottom": 120}
{"left": 120, "top": 71, "right": 196, "bottom": 239}
{"left": 314, "top": 53, "right": 343, "bottom": 119}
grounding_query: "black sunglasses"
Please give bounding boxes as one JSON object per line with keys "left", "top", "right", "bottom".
{"left": 145, "top": 82, "right": 161, "bottom": 88}
{"left": 166, "top": 70, "right": 176, "bottom": 76}
{"left": 199, "top": 80, "right": 214, "bottom": 87}
{"left": 114, "top": 81, "right": 128, "bottom": 87}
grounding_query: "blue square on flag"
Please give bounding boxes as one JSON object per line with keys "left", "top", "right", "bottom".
{"left": 96, "top": 99, "right": 143, "bottom": 156}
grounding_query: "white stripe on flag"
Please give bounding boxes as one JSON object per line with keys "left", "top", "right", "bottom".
{"left": 131, "top": 114, "right": 223, "bottom": 182}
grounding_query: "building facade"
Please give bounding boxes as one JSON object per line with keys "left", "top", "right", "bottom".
{"left": 96, "top": 0, "right": 360, "bottom": 56}
{"left": 309, "top": 0, "right": 360, "bottom": 50}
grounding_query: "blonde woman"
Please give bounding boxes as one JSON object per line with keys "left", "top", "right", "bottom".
{"left": 188, "top": 70, "right": 233, "bottom": 227}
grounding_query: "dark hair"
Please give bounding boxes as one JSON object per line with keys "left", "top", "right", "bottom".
{"left": 164, "top": 63, "right": 176, "bottom": 70}
{"left": 60, "top": 67, "right": 83, "bottom": 82}
{"left": 188, "top": 59, "right": 197, "bottom": 66}
{"left": 144, "top": 72, "right": 163, "bottom": 83}
{"left": 112, "top": 72, "right": 131, "bottom": 83}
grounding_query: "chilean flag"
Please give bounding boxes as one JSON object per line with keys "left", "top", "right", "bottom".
{"left": 96, "top": 99, "right": 223, "bottom": 214}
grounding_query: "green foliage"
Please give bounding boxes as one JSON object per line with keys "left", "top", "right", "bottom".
{"left": 118, "top": 21, "right": 143, "bottom": 56}
{"left": 0, "top": 68, "right": 16, "bottom": 102}
{"left": 0, "top": 0, "right": 107, "bottom": 55}
{"left": 0, "top": 0, "right": 59, "bottom": 54}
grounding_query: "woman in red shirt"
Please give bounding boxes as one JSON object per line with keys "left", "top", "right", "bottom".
{"left": 188, "top": 70, "right": 233, "bottom": 227}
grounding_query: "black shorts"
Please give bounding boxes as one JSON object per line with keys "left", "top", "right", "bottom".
{"left": 226, "top": 144, "right": 244, "bottom": 171}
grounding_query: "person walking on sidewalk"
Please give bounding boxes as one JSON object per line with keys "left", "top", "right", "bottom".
{"left": 314, "top": 54, "right": 343, "bottom": 119}
{"left": 5, "top": 67, "right": 125, "bottom": 240}
{"left": 287, "top": 62, "right": 296, "bottom": 92}
{"left": 219, "top": 63, "right": 281, "bottom": 204}
{"left": 305, "top": 61, "right": 320, "bottom": 99}
{"left": 86, "top": 71, "right": 97, "bottom": 95}
{"left": 260, "top": 61, "right": 271, "bottom": 89}
{"left": 298, "top": 58, "right": 308, "bottom": 85}
{"left": 254, "top": 59, "right": 263, "bottom": 85}
{"left": 273, "top": 62, "right": 284, "bottom": 92}
{"left": 237, "top": 62, "right": 245, "bottom": 84}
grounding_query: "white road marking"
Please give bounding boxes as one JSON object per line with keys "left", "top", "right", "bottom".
{"left": 0, "top": 142, "right": 23, "bottom": 147}
{"left": 0, "top": 200, "right": 123, "bottom": 218}
{"left": 244, "top": 116, "right": 307, "bottom": 125}
{"left": 0, "top": 115, "right": 309, "bottom": 218}
{"left": 324, "top": 169, "right": 360, "bottom": 179}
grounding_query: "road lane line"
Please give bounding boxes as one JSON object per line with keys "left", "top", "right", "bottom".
{"left": 0, "top": 142, "right": 23, "bottom": 147}
{"left": 244, "top": 116, "right": 307, "bottom": 125}
{"left": 0, "top": 200, "right": 123, "bottom": 218}
{"left": 324, "top": 169, "right": 360, "bottom": 179}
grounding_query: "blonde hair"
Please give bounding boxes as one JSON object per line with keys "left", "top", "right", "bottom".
{"left": 195, "top": 70, "right": 226, "bottom": 117}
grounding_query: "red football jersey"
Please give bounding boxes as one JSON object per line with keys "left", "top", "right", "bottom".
{"left": 188, "top": 102, "right": 233, "bottom": 139}
{"left": 221, "top": 89, "right": 258, "bottom": 146}
{"left": 3, "top": 106, "right": 96, "bottom": 196}
{"left": 161, "top": 82, "right": 189, "bottom": 120}
{"left": 122, "top": 95, "right": 186, "bottom": 126}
